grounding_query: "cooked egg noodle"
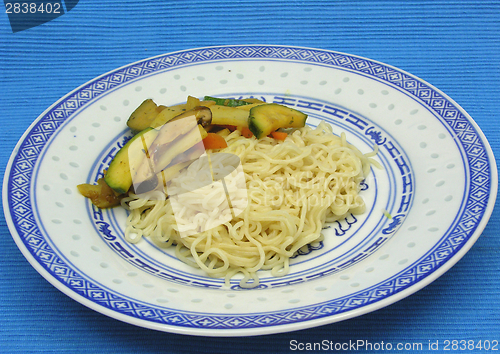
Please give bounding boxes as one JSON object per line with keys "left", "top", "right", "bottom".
{"left": 122, "top": 122, "right": 374, "bottom": 288}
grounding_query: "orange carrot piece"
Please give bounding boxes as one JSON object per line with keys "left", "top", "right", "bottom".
{"left": 203, "top": 133, "right": 228, "bottom": 149}
{"left": 271, "top": 131, "right": 288, "bottom": 140}
{"left": 240, "top": 126, "right": 254, "bottom": 138}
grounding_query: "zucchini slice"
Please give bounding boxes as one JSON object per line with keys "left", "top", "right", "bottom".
{"left": 104, "top": 127, "right": 159, "bottom": 195}
{"left": 210, "top": 105, "right": 250, "bottom": 127}
{"left": 150, "top": 104, "right": 190, "bottom": 128}
{"left": 248, "top": 103, "right": 308, "bottom": 139}
{"left": 77, "top": 178, "right": 122, "bottom": 208}
{"left": 204, "top": 96, "right": 252, "bottom": 107}
{"left": 126, "top": 99, "right": 166, "bottom": 132}
{"left": 132, "top": 118, "right": 209, "bottom": 194}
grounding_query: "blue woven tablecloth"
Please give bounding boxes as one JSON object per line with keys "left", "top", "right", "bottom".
{"left": 1, "top": 1, "right": 498, "bottom": 353}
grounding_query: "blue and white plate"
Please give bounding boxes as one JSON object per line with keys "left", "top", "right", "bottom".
{"left": 3, "top": 45, "right": 497, "bottom": 336}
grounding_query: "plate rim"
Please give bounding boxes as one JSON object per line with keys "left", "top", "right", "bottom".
{"left": 2, "top": 44, "right": 498, "bottom": 337}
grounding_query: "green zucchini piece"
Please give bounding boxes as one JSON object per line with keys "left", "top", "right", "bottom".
{"left": 151, "top": 124, "right": 208, "bottom": 175}
{"left": 210, "top": 105, "right": 250, "bottom": 127}
{"left": 150, "top": 104, "right": 188, "bottom": 128}
{"left": 133, "top": 106, "right": 211, "bottom": 187}
{"left": 104, "top": 127, "right": 158, "bottom": 194}
{"left": 77, "top": 178, "right": 122, "bottom": 209}
{"left": 133, "top": 121, "right": 209, "bottom": 194}
{"left": 127, "top": 99, "right": 165, "bottom": 132}
{"left": 204, "top": 96, "right": 252, "bottom": 107}
{"left": 248, "top": 103, "right": 308, "bottom": 139}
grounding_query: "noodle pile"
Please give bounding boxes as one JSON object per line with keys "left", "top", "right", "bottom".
{"left": 122, "top": 122, "right": 375, "bottom": 288}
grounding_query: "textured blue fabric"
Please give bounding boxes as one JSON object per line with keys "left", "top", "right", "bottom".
{"left": 1, "top": 1, "right": 499, "bottom": 353}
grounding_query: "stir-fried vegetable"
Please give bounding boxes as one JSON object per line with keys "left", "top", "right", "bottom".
{"left": 78, "top": 95, "right": 308, "bottom": 208}
{"left": 77, "top": 177, "right": 122, "bottom": 208}
{"left": 248, "top": 103, "right": 307, "bottom": 139}
{"left": 203, "top": 133, "right": 228, "bottom": 150}
{"left": 204, "top": 96, "right": 252, "bottom": 107}
{"left": 270, "top": 131, "right": 288, "bottom": 141}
